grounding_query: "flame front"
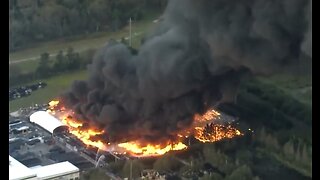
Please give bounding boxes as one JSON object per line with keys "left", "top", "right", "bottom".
{"left": 193, "top": 109, "right": 221, "bottom": 123}
{"left": 61, "top": 116, "right": 106, "bottom": 150}
{"left": 118, "top": 141, "right": 187, "bottom": 157}
{"left": 193, "top": 124, "right": 242, "bottom": 142}
{"left": 47, "top": 100, "right": 243, "bottom": 157}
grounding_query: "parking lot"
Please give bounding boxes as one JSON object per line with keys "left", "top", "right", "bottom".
{"left": 9, "top": 109, "right": 94, "bottom": 170}
{"left": 9, "top": 82, "right": 47, "bottom": 101}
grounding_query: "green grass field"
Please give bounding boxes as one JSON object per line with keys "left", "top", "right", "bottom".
{"left": 9, "top": 11, "right": 160, "bottom": 62}
{"left": 9, "top": 70, "right": 87, "bottom": 112}
{"left": 9, "top": 13, "right": 158, "bottom": 74}
{"left": 9, "top": 11, "right": 161, "bottom": 112}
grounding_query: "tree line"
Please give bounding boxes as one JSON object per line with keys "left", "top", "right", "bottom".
{"left": 9, "top": 0, "right": 167, "bottom": 52}
{"left": 9, "top": 47, "right": 95, "bottom": 87}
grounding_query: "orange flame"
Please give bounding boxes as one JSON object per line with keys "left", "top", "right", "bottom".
{"left": 193, "top": 109, "right": 221, "bottom": 123}
{"left": 68, "top": 129, "right": 106, "bottom": 150}
{"left": 61, "top": 115, "right": 106, "bottom": 149}
{"left": 47, "top": 100, "right": 243, "bottom": 157}
{"left": 193, "top": 124, "right": 242, "bottom": 143}
{"left": 118, "top": 141, "right": 187, "bottom": 157}
{"left": 48, "top": 100, "right": 60, "bottom": 107}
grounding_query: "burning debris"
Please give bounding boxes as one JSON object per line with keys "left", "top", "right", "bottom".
{"left": 47, "top": 100, "right": 242, "bottom": 157}
{"left": 193, "top": 123, "right": 242, "bottom": 143}
{"left": 117, "top": 141, "right": 187, "bottom": 157}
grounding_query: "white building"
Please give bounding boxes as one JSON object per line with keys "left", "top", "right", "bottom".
{"left": 31, "top": 161, "right": 80, "bottom": 180}
{"left": 9, "top": 155, "right": 80, "bottom": 180}
{"left": 29, "top": 111, "right": 68, "bottom": 134}
{"left": 9, "top": 155, "right": 37, "bottom": 180}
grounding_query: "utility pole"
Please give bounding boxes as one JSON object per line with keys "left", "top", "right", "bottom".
{"left": 130, "top": 159, "right": 133, "bottom": 180}
{"left": 129, "top": 17, "right": 132, "bottom": 47}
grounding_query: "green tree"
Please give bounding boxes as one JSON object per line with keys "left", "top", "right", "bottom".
{"left": 258, "top": 127, "right": 266, "bottom": 143}
{"left": 36, "top": 52, "right": 51, "bottom": 77}
{"left": 302, "top": 144, "right": 310, "bottom": 164}
{"left": 88, "top": 0, "right": 111, "bottom": 31}
{"left": 122, "top": 159, "right": 144, "bottom": 179}
{"left": 81, "top": 168, "right": 111, "bottom": 180}
{"left": 66, "top": 47, "right": 79, "bottom": 70}
{"left": 153, "top": 154, "right": 181, "bottom": 172}
{"left": 265, "top": 134, "right": 280, "bottom": 151}
{"left": 203, "top": 145, "right": 233, "bottom": 173}
{"left": 199, "top": 173, "right": 223, "bottom": 180}
{"left": 225, "top": 165, "right": 253, "bottom": 180}
{"left": 53, "top": 50, "right": 65, "bottom": 72}
{"left": 38, "top": 4, "right": 69, "bottom": 38}
{"left": 80, "top": 48, "right": 95, "bottom": 69}
{"left": 283, "top": 141, "right": 295, "bottom": 159}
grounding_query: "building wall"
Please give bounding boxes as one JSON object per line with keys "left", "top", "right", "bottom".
{"left": 43, "top": 172, "right": 80, "bottom": 180}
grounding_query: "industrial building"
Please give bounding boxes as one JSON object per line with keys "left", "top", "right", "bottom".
{"left": 29, "top": 111, "right": 68, "bottom": 134}
{"left": 9, "top": 155, "right": 37, "bottom": 180}
{"left": 9, "top": 111, "right": 95, "bottom": 180}
{"left": 9, "top": 155, "right": 80, "bottom": 180}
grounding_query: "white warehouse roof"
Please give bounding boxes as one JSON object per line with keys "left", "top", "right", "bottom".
{"left": 30, "top": 111, "right": 66, "bottom": 134}
{"left": 10, "top": 155, "right": 79, "bottom": 180}
{"left": 9, "top": 155, "right": 37, "bottom": 180}
{"left": 31, "top": 161, "right": 79, "bottom": 179}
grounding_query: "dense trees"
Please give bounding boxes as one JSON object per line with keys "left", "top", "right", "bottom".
{"left": 245, "top": 80, "right": 312, "bottom": 125}
{"left": 9, "top": 0, "right": 167, "bottom": 51}
{"left": 121, "top": 159, "right": 144, "bottom": 178}
{"left": 255, "top": 128, "right": 312, "bottom": 176}
{"left": 153, "top": 154, "right": 181, "bottom": 172}
{"left": 36, "top": 52, "right": 50, "bottom": 77}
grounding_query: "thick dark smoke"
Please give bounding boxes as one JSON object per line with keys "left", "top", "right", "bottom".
{"left": 62, "top": 0, "right": 311, "bottom": 142}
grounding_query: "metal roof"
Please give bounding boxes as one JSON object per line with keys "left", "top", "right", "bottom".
{"left": 9, "top": 155, "right": 37, "bottom": 180}
{"left": 31, "top": 161, "right": 79, "bottom": 179}
{"left": 9, "top": 155, "right": 79, "bottom": 180}
{"left": 16, "top": 126, "right": 29, "bottom": 131}
{"left": 29, "top": 111, "right": 66, "bottom": 134}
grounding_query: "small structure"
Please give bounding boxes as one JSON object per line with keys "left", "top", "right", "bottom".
{"left": 11, "top": 126, "right": 29, "bottom": 134}
{"left": 29, "top": 111, "right": 68, "bottom": 134}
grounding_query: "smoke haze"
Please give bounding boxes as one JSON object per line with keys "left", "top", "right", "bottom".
{"left": 61, "top": 0, "right": 311, "bottom": 142}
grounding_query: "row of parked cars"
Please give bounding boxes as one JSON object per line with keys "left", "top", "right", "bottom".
{"left": 9, "top": 82, "right": 47, "bottom": 101}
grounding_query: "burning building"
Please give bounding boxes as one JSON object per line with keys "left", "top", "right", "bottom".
{"left": 29, "top": 111, "right": 68, "bottom": 135}
{"left": 43, "top": 0, "right": 310, "bottom": 158}
{"left": 43, "top": 100, "right": 243, "bottom": 158}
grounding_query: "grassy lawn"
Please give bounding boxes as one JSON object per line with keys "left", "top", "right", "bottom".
{"left": 9, "top": 11, "right": 161, "bottom": 112}
{"left": 9, "top": 70, "right": 87, "bottom": 112}
{"left": 9, "top": 11, "right": 160, "bottom": 62}
{"left": 10, "top": 60, "right": 40, "bottom": 74}
{"left": 9, "top": 12, "right": 159, "bottom": 74}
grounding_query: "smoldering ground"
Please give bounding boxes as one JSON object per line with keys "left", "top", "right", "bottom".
{"left": 61, "top": 0, "right": 311, "bottom": 142}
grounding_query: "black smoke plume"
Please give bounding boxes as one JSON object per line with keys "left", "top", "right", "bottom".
{"left": 61, "top": 0, "right": 311, "bottom": 142}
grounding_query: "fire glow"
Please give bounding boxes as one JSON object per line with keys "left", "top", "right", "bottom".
{"left": 118, "top": 141, "right": 187, "bottom": 157}
{"left": 47, "top": 100, "right": 243, "bottom": 157}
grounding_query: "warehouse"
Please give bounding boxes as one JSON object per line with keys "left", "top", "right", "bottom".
{"left": 9, "top": 155, "right": 37, "bottom": 180}
{"left": 29, "top": 111, "right": 68, "bottom": 134}
{"left": 9, "top": 155, "right": 80, "bottom": 180}
{"left": 31, "top": 161, "right": 80, "bottom": 180}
